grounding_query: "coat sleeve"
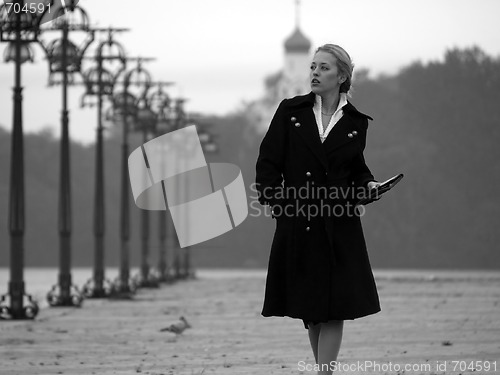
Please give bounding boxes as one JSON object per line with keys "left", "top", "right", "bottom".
{"left": 350, "top": 117, "right": 376, "bottom": 188}
{"left": 255, "top": 99, "right": 288, "bottom": 209}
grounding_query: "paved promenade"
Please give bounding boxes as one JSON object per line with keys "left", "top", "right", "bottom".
{"left": 1, "top": 271, "right": 499, "bottom": 375}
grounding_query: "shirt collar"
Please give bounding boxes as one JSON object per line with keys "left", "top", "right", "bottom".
{"left": 315, "top": 93, "right": 348, "bottom": 115}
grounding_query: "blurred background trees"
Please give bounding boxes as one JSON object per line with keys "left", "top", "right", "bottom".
{"left": 1, "top": 46, "right": 499, "bottom": 269}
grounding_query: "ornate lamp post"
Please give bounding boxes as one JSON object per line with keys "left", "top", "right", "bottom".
{"left": 148, "top": 83, "right": 176, "bottom": 283}
{"left": 80, "top": 28, "right": 128, "bottom": 299}
{"left": 109, "top": 57, "right": 155, "bottom": 297}
{"left": 134, "top": 91, "right": 162, "bottom": 288}
{"left": 169, "top": 98, "right": 189, "bottom": 279}
{"left": 0, "top": 0, "right": 53, "bottom": 320}
{"left": 184, "top": 123, "right": 218, "bottom": 279}
{"left": 39, "top": 1, "right": 94, "bottom": 307}
{"left": 110, "top": 87, "right": 138, "bottom": 298}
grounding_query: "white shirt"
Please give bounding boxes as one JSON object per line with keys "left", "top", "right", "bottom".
{"left": 313, "top": 93, "right": 348, "bottom": 143}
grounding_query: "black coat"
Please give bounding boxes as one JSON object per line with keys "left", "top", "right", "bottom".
{"left": 255, "top": 92, "right": 380, "bottom": 325}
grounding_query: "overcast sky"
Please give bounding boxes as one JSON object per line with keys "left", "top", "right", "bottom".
{"left": 1, "top": 0, "right": 499, "bottom": 143}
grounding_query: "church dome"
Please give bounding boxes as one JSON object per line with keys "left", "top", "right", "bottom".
{"left": 284, "top": 27, "right": 311, "bottom": 53}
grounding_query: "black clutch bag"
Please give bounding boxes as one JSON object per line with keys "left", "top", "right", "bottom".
{"left": 356, "top": 173, "right": 404, "bottom": 206}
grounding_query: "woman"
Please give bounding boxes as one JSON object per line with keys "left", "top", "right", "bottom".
{"left": 255, "top": 44, "right": 381, "bottom": 374}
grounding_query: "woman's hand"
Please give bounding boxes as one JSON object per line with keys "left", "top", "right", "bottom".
{"left": 367, "top": 181, "right": 381, "bottom": 190}
{"left": 367, "top": 181, "right": 382, "bottom": 201}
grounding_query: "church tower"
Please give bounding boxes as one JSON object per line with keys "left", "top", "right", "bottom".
{"left": 281, "top": 0, "right": 312, "bottom": 97}
{"left": 252, "top": 0, "right": 314, "bottom": 133}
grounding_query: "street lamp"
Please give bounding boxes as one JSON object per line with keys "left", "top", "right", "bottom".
{"left": 108, "top": 57, "right": 157, "bottom": 297}
{"left": 39, "top": 1, "right": 94, "bottom": 307}
{"left": 168, "top": 98, "right": 198, "bottom": 279}
{"left": 132, "top": 81, "right": 163, "bottom": 288}
{"left": 136, "top": 102, "right": 161, "bottom": 288}
{"left": 185, "top": 123, "right": 218, "bottom": 279}
{"left": 80, "top": 27, "right": 128, "bottom": 299}
{"left": 148, "top": 82, "right": 176, "bottom": 283}
{"left": 109, "top": 88, "right": 137, "bottom": 298}
{"left": 0, "top": 0, "right": 53, "bottom": 320}
{"left": 3, "top": 40, "right": 34, "bottom": 62}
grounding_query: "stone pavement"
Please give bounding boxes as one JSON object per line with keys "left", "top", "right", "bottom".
{"left": 1, "top": 271, "right": 499, "bottom": 375}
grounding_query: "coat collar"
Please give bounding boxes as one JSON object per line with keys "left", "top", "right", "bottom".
{"left": 286, "top": 92, "right": 372, "bottom": 171}
{"left": 286, "top": 91, "right": 373, "bottom": 121}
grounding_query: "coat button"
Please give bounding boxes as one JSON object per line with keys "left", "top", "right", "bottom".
{"left": 352, "top": 130, "right": 358, "bottom": 136}
{"left": 291, "top": 116, "right": 297, "bottom": 122}
{"left": 306, "top": 226, "right": 310, "bottom": 231}
{"left": 295, "top": 122, "right": 301, "bottom": 127}
{"left": 348, "top": 132, "right": 353, "bottom": 138}
{"left": 306, "top": 171, "right": 311, "bottom": 177}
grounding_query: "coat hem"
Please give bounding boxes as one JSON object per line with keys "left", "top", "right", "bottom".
{"left": 261, "top": 307, "right": 381, "bottom": 329}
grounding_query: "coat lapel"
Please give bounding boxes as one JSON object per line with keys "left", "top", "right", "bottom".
{"left": 322, "top": 113, "right": 358, "bottom": 155}
{"left": 287, "top": 94, "right": 369, "bottom": 170}
{"left": 289, "top": 107, "right": 329, "bottom": 171}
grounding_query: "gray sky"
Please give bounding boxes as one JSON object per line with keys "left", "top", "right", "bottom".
{"left": 1, "top": 0, "right": 499, "bottom": 143}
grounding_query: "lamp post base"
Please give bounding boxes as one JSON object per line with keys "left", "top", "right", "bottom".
{"left": 109, "top": 277, "right": 137, "bottom": 300}
{"left": 157, "top": 267, "right": 176, "bottom": 284}
{"left": 0, "top": 292, "right": 39, "bottom": 320}
{"left": 46, "top": 284, "right": 84, "bottom": 307}
{"left": 81, "top": 277, "right": 113, "bottom": 299}
{"left": 134, "top": 271, "right": 161, "bottom": 289}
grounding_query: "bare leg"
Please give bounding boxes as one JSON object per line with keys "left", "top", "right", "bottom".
{"left": 317, "top": 320, "right": 344, "bottom": 375}
{"left": 307, "top": 322, "right": 321, "bottom": 363}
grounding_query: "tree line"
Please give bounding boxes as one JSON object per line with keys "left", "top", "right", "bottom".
{"left": 0, "top": 46, "right": 499, "bottom": 269}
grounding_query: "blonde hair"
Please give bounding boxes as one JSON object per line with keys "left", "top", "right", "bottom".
{"left": 315, "top": 44, "right": 354, "bottom": 94}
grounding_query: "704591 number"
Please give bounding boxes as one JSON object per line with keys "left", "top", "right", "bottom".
{"left": 452, "top": 361, "right": 497, "bottom": 372}
{"left": 4, "top": 2, "right": 51, "bottom": 14}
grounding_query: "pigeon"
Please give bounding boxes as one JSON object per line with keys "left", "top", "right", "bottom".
{"left": 160, "top": 316, "right": 191, "bottom": 334}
